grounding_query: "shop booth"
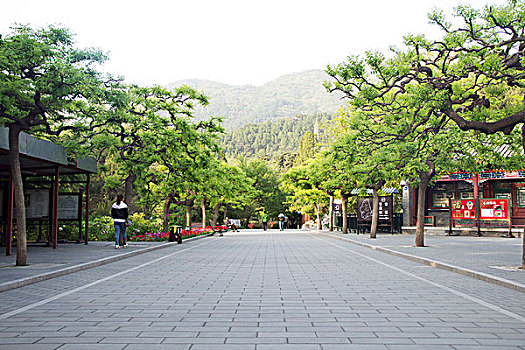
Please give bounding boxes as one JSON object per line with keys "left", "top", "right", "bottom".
{"left": 406, "top": 170, "right": 525, "bottom": 232}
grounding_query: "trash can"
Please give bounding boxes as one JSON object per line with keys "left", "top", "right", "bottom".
{"left": 169, "top": 225, "right": 183, "bottom": 244}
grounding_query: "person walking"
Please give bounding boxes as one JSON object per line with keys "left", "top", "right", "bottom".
{"left": 111, "top": 194, "right": 129, "bottom": 249}
{"left": 262, "top": 212, "right": 269, "bottom": 231}
{"left": 278, "top": 213, "right": 285, "bottom": 231}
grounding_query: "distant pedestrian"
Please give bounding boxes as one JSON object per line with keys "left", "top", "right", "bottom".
{"left": 111, "top": 194, "right": 129, "bottom": 249}
{"left": 262, "top": 212, "right": 269, "bottom": 231}
{"left": 278, "top": 213, "right": 285, "bottom": 231}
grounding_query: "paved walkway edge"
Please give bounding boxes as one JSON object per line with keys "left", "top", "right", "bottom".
{"left": 0, "top": 234, "right": 212, "bottom": 293}
{"left": 318, "top": 231, "right": 525, "bottom": 293}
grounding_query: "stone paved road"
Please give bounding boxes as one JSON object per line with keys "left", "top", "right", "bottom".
{"left": 0, "top": 230, "right": 524, "bottom": 349}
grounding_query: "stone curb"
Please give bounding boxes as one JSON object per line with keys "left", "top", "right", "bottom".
{"left": 319, "top": 231, "right": 525, "bottom": 293}
{"left": 0, "top": 234, "right": 212, "bottom": 293}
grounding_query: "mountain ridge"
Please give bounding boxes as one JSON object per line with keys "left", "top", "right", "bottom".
{"left": 166, "top": 69, "right": 345, "bottom": 130}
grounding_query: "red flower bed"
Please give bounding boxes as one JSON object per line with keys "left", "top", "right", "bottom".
{"left": 130, "top": 226, "right": 220, "bottom": 242}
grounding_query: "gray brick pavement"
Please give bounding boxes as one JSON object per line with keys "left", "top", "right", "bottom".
{"left": 0, "top": 230, "right": 524, "bottom": 349}
{"left": 323, "top": 231, "right": 525, "bottom": 287}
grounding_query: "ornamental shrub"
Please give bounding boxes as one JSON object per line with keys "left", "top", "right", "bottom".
{"left": 89, "top": 216, "right": 114, "bottom": 241}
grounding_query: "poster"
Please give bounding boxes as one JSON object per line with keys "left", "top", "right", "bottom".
{"left": 357, "top": 197, "right": 373, "bottom": 221}
{"left": 479, "top": 199, "right": 509, "bottom": 220}
{"left": 451, "top": 199, "right": 477, "bottom": 219}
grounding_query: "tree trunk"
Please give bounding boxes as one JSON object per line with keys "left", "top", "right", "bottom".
{"left": 210, "top": 202, "right": 223, "bottom": 226}
{"left": 329, "top": 195, "right": 334, "bottom": 231}
{"left": 316, "top": 196, "right": 321, "bottom": 230}
{"left": 124, "top": 173, "right": 137, "bottom": 212}
{"left": 201, "top": 198, "right": 207, "bottom": 228}
{"left": 223, "top": 205, "right": 229, "bottom": 221}
{"left": 185, "top": 200, "right": 193, "bottom": 230}
{"left": 341, "top": 193, "right": 348, "bottom": 234}
{"left": 162, "top": 196, "right": 172, "bottom": 234}
{"left": 370, "top": 187, "right": 379, "bottom": 239}
{"left": 415, "top": 163, "right": 435, "bottom": 247}
{"left": 9, "top": 127, "right": 27, "bottom": 266}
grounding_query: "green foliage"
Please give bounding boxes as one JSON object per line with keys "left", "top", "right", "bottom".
{"left": 237, "top": 158, "right": 286, "bottom": 218}
{"left": 222, "top": 113, "right": 333, "bottom": 161}
{"left": 0, "top": 24, "right": 118, "bottom": 135}
{"left": 294, "top": 131, "right": 320, "bottom": 166}
{"left": 88, "top": 216, "right": 114, "bottom": 242}
{"left": 88, "top": 213, "right": 166, "bottom": 242}
{"left": 281, "top": 165, "right": 327, "bottom": 218}
{"left": 128, "top": 212, "right": 163, "bottom": 234}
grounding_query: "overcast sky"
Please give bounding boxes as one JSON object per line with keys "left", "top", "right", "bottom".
{"left": 1, "top": 0, "right": 507, "bottom": 87}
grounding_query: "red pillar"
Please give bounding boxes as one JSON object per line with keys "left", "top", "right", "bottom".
{"left": 52, "top": 167, "right": 59, "bottom": 249}
{"left": 473, "top": 173, "right": 479, "bottom": 199}
{"left": 84, "top": 174, "right": 90, "bottom": 245}
{"left": 6, "top": 173, "right": 13, "bottom": 256}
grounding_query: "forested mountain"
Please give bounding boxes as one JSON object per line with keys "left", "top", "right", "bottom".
{"left": 221, "top": 113, "right": 334, "bottom": 160}
{"left": 167, "top": 70, "right": 344, "bottom": 130}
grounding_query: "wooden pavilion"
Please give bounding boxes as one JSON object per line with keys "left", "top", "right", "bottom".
{"left": 0, "top": 127, "right": 97, "bottom": 256}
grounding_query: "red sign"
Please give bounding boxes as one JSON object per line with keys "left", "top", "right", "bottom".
{"left": 480, "top": 199, "right": 509, "bottom": 220}
{"left": 452, "top": 199, "right": 477, "bottom": 219}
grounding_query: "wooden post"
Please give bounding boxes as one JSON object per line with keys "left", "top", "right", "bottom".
{"left": 476, "top": 198, "right": 482, "bottom": 237}
{"left": 6, "top": 173, "right": 13, "bottom": 256}
{"left": 84, "top": 174, "right": 90, "bottom": 245}
{"left": 474, "top": 174, "right": 482, "bottom": 237}
{"left": 77, "top": 188, "right": 83, "bottom": 243}
{"left": 51, "top": 167, "right": 59, "bottom": 249}
{"left": 448, "top": 196, "right": 453, "bottom": 236}
{"left": 473, "top": 173, "right": 479, "bottom": 199}
{"left": 37, "top": 220, "right": 44, "bottom": 243}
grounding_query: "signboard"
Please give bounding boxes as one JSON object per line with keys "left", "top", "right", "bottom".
{"left": 439, "top": 172, "right": 473, "bottom": 181}
{"left": 441, "top": 170, "right": 525, "bottom": 181}
{"left": 452, "top": 198, "right": 510, "bottom": 221}
{"left": 58, "top": 195, "right": 79, "bottom": 220}
{"left": 25, "top": 190, "right": 50, "bottom": 219}
{"left": 480, "top": 198, "right": 509, "bottom": 220}
{"left": 452, "top": 199, "right": 477, "bottom": 219}
{"left": 378, "top": 196, "right": 393, "bottom": 222}
{"left": 357, "top": 196, "right": 393, "bottom": 222}
{"left": 332, "top": 202, "right": 342, "bottom": 216}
